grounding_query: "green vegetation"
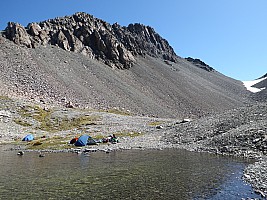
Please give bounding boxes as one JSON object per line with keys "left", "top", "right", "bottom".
{"left": 113, "top": 131, "right": 143, "bottom": 138}
{"left": 38, "top": 115, "right": 100, "bottom": 132}
{"left": 14, "top": 118, "right": 32, "bottom": 127}
{"left": 147, "top": 121, "right": 165, "bottom": 126}
{"left": 17, "top": 105, "right": 50, "bottom": 119}
{"left": 0, "top": 96, "right": 11, "bottom": 100}
{"left": 16, "top": 105, "right": 100, "bottom": 132}
{"left": 27, "top": 136, "right": 73, "bottom": 150}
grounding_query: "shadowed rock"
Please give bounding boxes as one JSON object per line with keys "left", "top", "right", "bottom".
{"left": 185, "top": 57, "right": 214, "bottom": 72}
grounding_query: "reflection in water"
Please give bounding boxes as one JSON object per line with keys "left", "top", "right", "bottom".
{"left": 0, "top": 146, "right": 261, "bottom": 199}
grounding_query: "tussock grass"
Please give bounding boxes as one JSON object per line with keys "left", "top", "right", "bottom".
{"left": 27, "top": 136, "right": 72, "bottom": 150}
{"left": 147, "top": 121, "right": 164, "bottom": 126}
{"left": 39, "top": 115, "right": 100, "bottom": 132}
{"left": 0, "top": 96, "right": 11, "bottom": 100}
{"left": 14, "top": 118, "right": 32, "bottom": 127}
{"left": 113, "top": 131, "right": 143, "bottom": 138}
{"left": 17, "top": 105, "right": 100, "bottom": 132}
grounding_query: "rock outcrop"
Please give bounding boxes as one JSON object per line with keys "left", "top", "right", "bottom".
{"left": 259, "top": 73, "right": 267, "bottom": 79}
{"left": 185, "top": 57, "right": 214, "bottom": 72}
{"left": 2, "top": 12, "right": 177, "bottom": 69}
{"left": 251, "top": 73, "right": 267, "bottom": 102}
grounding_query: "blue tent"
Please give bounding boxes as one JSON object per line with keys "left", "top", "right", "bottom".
{"left": 22, "top": 134, "right": 34, "bottom": 141}
{"left": 74, "top": 135, "right": 91, "bottom": 146}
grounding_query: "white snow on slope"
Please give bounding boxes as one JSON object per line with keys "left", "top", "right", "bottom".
{"left": 243, "top": 77, "right": 267, "bottom": 93}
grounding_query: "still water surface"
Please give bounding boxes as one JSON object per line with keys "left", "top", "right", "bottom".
{"left": 0, "top": 145, "right": 261, "bottom": 199}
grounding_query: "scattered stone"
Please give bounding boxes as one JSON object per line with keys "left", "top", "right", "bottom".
{"left": 181, "top": 118, "right": 191, "bottom": 123}
{"left": 39, "top": 153, "right": 45, "bottom": 157}
{"left": 17, "top": 151, "right": 24, "bottom": 155}
{"left": 156, "top": 125, "right": 163, "bottom": 129}
{"left": 65, "top": 101, "right": 74, "bottom": 108}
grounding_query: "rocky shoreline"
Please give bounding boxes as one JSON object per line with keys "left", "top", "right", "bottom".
{"left": 6, "top": 132, "right": 267, "bottom": 198}
{"left": 0, "top": 96, "right": 266, "bottom": 197}
{"left": 162, "top": 102, "right": 267, "bottom": 198}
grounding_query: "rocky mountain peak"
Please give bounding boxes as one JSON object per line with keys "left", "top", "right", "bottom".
{"left": 2, "top": 12, "right": 177, "bottom": 69}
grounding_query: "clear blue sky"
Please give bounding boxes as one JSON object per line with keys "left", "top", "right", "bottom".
{"left": 1, "top": 0, "right": 266, "bottom": 80}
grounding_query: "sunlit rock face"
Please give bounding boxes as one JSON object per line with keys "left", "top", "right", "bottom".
{"left": 3, "top": 12, "right": 177, "bottom": 69}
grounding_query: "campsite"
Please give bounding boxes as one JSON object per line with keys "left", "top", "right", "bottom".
{"left": 0, "top": 1, "right": 267, "bottom": 198}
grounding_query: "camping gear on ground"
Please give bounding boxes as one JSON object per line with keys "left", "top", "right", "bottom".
{"left": 74, "top": 135, "right": 91, "bottom": 146}
{"left": 22, "top": 134, "right": 34, "bottom": 141}
{"left": 39, "top": 153, "right": 45, "bottom": 157}
{"left": 95, "top": 139, "right": 103, "bottom": 143}
{"left": 110, "top": 134, "right": 118, "bottom": 143}
{"left": 102, "top": 138, "right": 109, "bottom": 143}
{"left": 102, "top": 134, "right": 119, "bottom": 143}
{"left": 70, "top": 137, "right": 79, "bottom": 144}
{"left": 87, "top": 138, "right": 97, "bottom": 145}
{"left": 111, "top": 137, "right": 119, "bottom": 143}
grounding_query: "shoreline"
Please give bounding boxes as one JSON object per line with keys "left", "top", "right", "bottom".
{"left": 0, "top": 96, "right": 266, "bottom": 198}
{"left": 2, "top": 131, "right": 267, "bottom": 198}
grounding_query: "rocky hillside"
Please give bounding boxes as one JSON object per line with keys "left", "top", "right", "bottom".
{"left": 164, "top": 102, "right": 267, "bottom": 157}
{"left": 0, "top": 13, "right": 250, "bottom": 118}
{"left": 3, "top": 12, "right": 177, "bottom": 69}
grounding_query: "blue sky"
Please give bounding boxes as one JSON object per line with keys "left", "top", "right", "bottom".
{"left": 1, "top": 0, "right": 266, "bottom": 80}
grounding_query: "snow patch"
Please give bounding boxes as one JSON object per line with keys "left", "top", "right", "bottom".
{"left": 243, "top": 77, "right": 267, "bottom": 93}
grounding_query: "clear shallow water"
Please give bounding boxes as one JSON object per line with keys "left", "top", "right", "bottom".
{"left": 0, "top": 146, "right": 261, "bottom": 200}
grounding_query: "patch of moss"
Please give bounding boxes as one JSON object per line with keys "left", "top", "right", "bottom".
{"left": 14, "top": 118, "right": 32, "bottom": 127}
{"left": 113, "top": 131, "right": 143, "bottom": 138}
{"left": 27, "top": 136, "right": 72, "bottom": 150}
{"left": 147, "top": 121, "right": 165, "bottom": 126}
{"left": 39, "top": 115, "right": 100, "bottom": 132}
{"left": 0, "top": 96, "right": 10, "bottom": 100}
{"left": 17, "top": 105, "right": 100, "bottom": 132}
{"left": 17, "top": 105, "right": 51, "bottom": 119}
{"left": 91, "top": 134, "right": 105, "bottom": 140}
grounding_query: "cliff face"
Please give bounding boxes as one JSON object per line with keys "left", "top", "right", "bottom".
{"left": 3, "top": 12, "right": 177, "bottom": 69}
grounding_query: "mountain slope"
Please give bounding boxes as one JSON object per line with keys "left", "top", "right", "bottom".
{"left": 252, "top": 74, "right": 267, "bottom": 101}
{"left": 0, "top": 13, "right": 250, "bottom": 118}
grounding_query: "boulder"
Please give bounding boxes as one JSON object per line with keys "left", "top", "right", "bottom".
{"left": 27, "top": 23, "right": 42, "bottom": 36}
{"left": 5, "top": 22, "right": 32, "bottom": 47}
